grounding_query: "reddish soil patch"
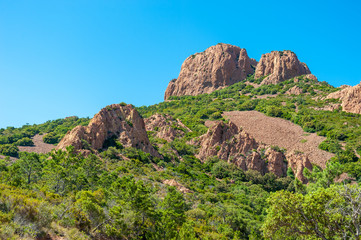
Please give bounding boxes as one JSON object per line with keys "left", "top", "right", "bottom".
{"left": 223, "top": 111, "right": 334, "bottom": 168}
{"left": 204, "top": 120, "right": 221, "bottom": 128}
{"left": 18, "top": 134, "right": 55, "bottom": 154}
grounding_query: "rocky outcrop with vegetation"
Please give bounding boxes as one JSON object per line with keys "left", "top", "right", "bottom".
{"left": 144, "top": 113, "right": 189, "bottom": 142}
{"left": 327, "top": 82, "right": 361, "bottom": 114}
{"left": 57, "top": 104, "right": 160, "bottom": 157}
{"left": 196, "top": 121, "right": 311, "bottom": 180}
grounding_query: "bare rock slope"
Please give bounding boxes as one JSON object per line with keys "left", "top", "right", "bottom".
{"left": 255, "top": 50, "right": 311, "bottom": 84}
{"left": 223, "top": 111, "right": 334, "bottom": 168}
{"left": 327, "top": 82, "right": 361, "bottom": 114}
{"left": 164, "top": 43, "right": 256, "bottom": 100}
{"left": 57, "top": 104, "right": 159, "bottom": 157}
{"left": 196, "top": 121, "right": 311, "bottom": 181}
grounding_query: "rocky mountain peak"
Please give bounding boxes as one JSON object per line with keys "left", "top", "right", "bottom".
{"left": 255, "top": 50, "right": 311, "bottom": 84}
{"left": 164, "top": 43, "right": 256, "bottom": 100}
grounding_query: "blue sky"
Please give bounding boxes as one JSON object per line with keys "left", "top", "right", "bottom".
{"left": 0, "top": 0, "right": 360, "bottom": 128}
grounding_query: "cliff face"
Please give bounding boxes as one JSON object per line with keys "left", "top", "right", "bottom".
{"left": 57, "top": 104, "right": 159, "bottom": 157}
{"left": 195, "top": 121, "right": 311, "bottom": 181}
{"left": 164, "top": 43, "right": 255, "bottom": 99}
{"left": 327, "top": 82, "right": 361, "bottom": 114}
{"left": 255, "top": 50, "right": 311, "bottom": 84}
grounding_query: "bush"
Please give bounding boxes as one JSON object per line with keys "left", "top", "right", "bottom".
{"left": 43, "top": 132, "right": 59, "bottom": 144}
{"left": 15, "top": 137, "right": 34, "bottom": 146}
{"left": 0, "top": 144, "right": 18, "bottom": 157}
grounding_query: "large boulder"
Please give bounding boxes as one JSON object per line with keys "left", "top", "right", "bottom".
{"left": 255, "top": 50, "right": 311, "bottom": 84}
{"left": 327, "top": 82, "right": 361, "bottom": 114}
{"left": 57, "top": 104, "right": 160, "bottom": 157}
{"left": 164, "top": 43, "right": 256, "bottom": 99}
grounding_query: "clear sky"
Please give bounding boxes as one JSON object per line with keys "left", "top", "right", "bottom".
{"left": 0, "top": 0, "right": 360, "bottom": 128}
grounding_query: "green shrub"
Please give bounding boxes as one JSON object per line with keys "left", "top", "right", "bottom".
{"left": 15, "top": 137, "right": 34, "bottom": 146}
{"left": 43, "top": 132, "right": 59, "bottom": 144}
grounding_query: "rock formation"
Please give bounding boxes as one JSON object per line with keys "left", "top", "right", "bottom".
{"left": 286, "top": 86, "right": 303, "bottom": 95}
{"left": 255, "top": 50, "right": 311, "bottom": 84}
{"left": 195, "top": 121, "right": 315, "bottom": 181}
{"left": 144, "top": 114, "right": 190, "bottom": 142}
{"left": 57, "top": 104, "right": 160, "bottom": 157}
{"left": 164, "top": 43, "right": 256, "bottom": 99}
{"left": 196, "top": 122, "right": 290, "bottom": 177}
{"left": 286, "top": 151, "right": 313, "bottom": 183}
{"left": 265, "top": 148, "right": 288, "bottom": 177}
{"left": 196, "top": 121, "right": 258, "bottom": 163}
{"left": 163, "top": 179, "right": 192, "bottom": 193}
{"left": 326, "top": 82, "right": 361, "bottom": 114}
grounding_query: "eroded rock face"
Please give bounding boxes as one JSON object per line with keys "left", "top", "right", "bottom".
{"left": 57, "top": 104, "right": 160, "bottom": 157}
{"left": 327, "top": 82, "right": 361, "bottom": 114}
{"left": 266, "top": 148, "right": 287, "bottom": 177}
{"left": 196, "top": 122, "right": 289, "bottom": 177}
{"left": 196, "top": 122, "right": 258, "bottom": 163}
{"left": 164, "top": 43, "right": 255, "bottom": 100}
{"left": 286, "top": 86, "right": 303, "bottom": 95}
{"left": 255, "top": 51, "right": 311, "bottom": 84}
{"left": 286, "top": 151, "right": 313, "bottom": 183}
{"left": 144, "top": 114, "right": 190, "bottom": 142}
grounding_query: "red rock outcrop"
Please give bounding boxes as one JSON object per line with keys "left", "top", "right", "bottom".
{"left": 196, "top": 122, "right": 258, "bottom": 163}
{"left": 286, "top": 151, "right": 313, "bottom": 183}
{"left": 326, "top": 82, "right": 361, "bottom": 114}
{"left": 286, "top": 86, "right": 303, "bottom": 95}
{"left": 57, "top": 104, "right": 160, "bottom": 157}
{"left": 144, "top": 114, "right": 190, "bottom": 142}
{"left": 163, "top": 179, "right": 192, "bottom": 193}
{"left": 255, "top": 50, "right": 311, "bottom": 84}
{"left": 164, "top": 43, "right": 256, "bottom": 99}
{"left": 265, "top": 148, "right": 287, "bottom": 177}
{"left": 196, "top": 122, "right": 290, "bottom": 177}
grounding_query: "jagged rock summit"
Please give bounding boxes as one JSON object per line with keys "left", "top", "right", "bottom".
{"left": 165, "top": 45, "right": 314, "bottom": 99}
{"left": 255, "top": 50, "right": 311, "bottom": 84}
{"left": 57, "top": 104, "right": 160, "bottom": 157}
{"left": 327, "top": 82, "right": 361, "bottom": 114}
{"left": 164, "top": 43, "right": 256, "bottom": 100}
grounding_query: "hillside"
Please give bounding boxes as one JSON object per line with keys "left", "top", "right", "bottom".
{"left": 0, "top": 44, "right": 361, "bottom": 239}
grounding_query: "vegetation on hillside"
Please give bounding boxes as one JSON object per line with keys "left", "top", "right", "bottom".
{"left": 1, "top": 75, "right": 361, "bottom": 239}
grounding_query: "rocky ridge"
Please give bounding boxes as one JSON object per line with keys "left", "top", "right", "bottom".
{"left": 164, "top": 43, "right": 256, "bottom": 100}
{"left": 57, "top": 104, "right": 160, "bottom": 157}
{"left": 195, "top": 121, "right": 312, "bottom": 181}
{"left": 326, "top": 82, "right": 361, "bottom": 114}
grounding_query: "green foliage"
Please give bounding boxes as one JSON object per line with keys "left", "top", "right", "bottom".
{"left": 0, "top": 75, "right": 360, "bottom": 239}
{"left": 15, "top": 137, "right": 34, "bottom": 146}
{"left": 43, "top": 132, "right": 59, "bottom": 144}
{"left": 0, "top": 144, "right": 18, "bottom": 157}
